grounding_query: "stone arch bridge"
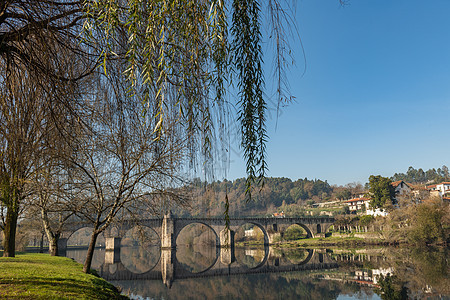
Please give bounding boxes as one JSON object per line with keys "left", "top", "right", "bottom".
{"left": 58, "top": 213, "right": 334, "bottom": 254}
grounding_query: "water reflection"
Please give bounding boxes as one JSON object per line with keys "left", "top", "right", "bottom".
{"left": 120, "top": 226, "right": 161, "bottom": 274}
{"left": 66, "top": 246, "right": 449, "bottom": 300}
{"left": 66, "top": 248, "right": 105, "bottom": 270}
{"left": 235, "top": 247, "right": 266, "bottom": 268}
{"left": 176, "top": 244, "right": 217, "bottom": 273}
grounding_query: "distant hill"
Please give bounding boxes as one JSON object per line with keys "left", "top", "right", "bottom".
{"left": 171, "top": 165, "right": 449, "bottom": 217}
{"left": 174, "top": 177, "right": 363, "bottom": 217}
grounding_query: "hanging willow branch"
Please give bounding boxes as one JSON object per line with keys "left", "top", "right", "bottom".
{"left": 81, "top": 0, "right": 296, "bottom": 200}
{"left": 231, "top": 0, "right": 266, "bottom": 201}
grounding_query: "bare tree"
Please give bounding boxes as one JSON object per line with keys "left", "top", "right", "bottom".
{"left": 0, "top": 1, "right": 95, "bottom": 257}
{"left": 27, "top": 161, "right": 79, "bottom": 256}
{"left": 64, "top": 68, "right": 188, "bottom": 272}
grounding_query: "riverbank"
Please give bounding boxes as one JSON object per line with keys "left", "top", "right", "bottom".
{"left": 237, "top": 232, "right": 403, "bottom": 248}
{"left": 238, "top": 232, "right": 448, "bottom": 248}
{"left": 0, "top": 252, "right": 128, "bottom": 299}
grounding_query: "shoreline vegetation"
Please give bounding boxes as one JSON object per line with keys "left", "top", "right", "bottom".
{"left": 0, "top": 253, "right": 128, "bottom": 300}
{"left": 236, "top": 232, "right": 449, "bottom": 248}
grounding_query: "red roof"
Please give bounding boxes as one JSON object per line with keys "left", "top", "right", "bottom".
{"left": 391, "top": 180, "right": 411, "bottom": 188}
{"left": 427, "top": 182, "right": 450, "bottom": 189}
{"left": 343, "top": 197, "right": 370, "bottom": 203}
{"left": 391, "top": 180, "right": 403, "bottom": 187}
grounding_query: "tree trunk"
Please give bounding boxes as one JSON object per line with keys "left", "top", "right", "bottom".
{"left": 2, "top": 208, "right": 18, "bottom": 257}
{"left": 83, "top": 231, "right": 99, "bottom": 273}
{"left": 48, "top": 234, "right": 59, "bottom": 256}
{"left": 41, "top": 208, "right": 59, "bottom": 256}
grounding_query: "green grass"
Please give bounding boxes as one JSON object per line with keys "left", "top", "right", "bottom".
{"left": 0, "top": 253, "right": 128, "bottom": 300}
{"left": 270, "top": 236, "right": 387, "bottom": 249}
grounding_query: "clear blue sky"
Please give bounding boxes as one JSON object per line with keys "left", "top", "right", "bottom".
{"left": 227, "top": 0, "right": 450, "bottom": 186}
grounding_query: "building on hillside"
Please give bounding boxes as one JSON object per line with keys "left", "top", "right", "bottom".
{"left": 408, "top": 183, "right": 429, "bottom": 198}
{"left": 343, "top": 197, "right": 389, "bottom": 217}
{"left": 343, "top": 197, "right": 371, "bottom": 212}
{"left": 365, "top": 206, "right": 389, "bottom": 217}
{"left": 427, "top": 182, "right": 450, "bottom": 198}
{"left": 244, "top": 228, "right": 256, "bottom": 237}
{"left": 391, "top": 180, "right": 411, "bottom": 195}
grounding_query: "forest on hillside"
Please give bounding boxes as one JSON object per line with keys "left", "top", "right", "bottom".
{"left": 391, "top": 166, "right": 450, "bottom": 184}
{"left": 175, "top": 177, "right": 364, "bottom": 217}
{"left": 174, "top": 165, "right": 450, "bottom": 218}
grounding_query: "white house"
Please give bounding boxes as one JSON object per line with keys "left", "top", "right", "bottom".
{"left": 343, "top": 197, "right": 389, "bottom": 216}
{"left": 343, "top": 197, "right": 371, "bottom": 211}
{"left": 427, "top": 182, "right": 450, "bottom": 197}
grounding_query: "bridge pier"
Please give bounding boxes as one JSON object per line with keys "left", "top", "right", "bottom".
{"left": 220, "top": 247, "right": 235, "bottom": 265}
{"left": 161, "top": 212, "right": 174, "bottom": 249}
{"left": 105, "top": 237, "right": 121, "bottom": 251}
{"left": 105, "top": 248, "right": 121, "bottom": 264}
{"left": 105, "top": 237, "right": 121, "bottom": 264}
{"left": 161, "top": 249, "right": 174, "bottom": 288}
{"left": 219, "top": 228, "right": 234, "bottom": 248}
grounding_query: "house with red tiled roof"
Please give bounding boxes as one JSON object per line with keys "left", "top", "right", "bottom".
{"left": 426, "top": 182, "right": 450, "bottom": 198}
{"left": 343, "top": 197, "right": 390, "bottom": 216}
{"left": 391, "top": 180, "right": 411, "bottom": 195}
{"left": 343, "top": 197, "right": 370, "bottom": 212}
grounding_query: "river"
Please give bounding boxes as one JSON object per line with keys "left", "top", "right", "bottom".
{"left": 65, "top": 245, "right": 449, "bottom": 299}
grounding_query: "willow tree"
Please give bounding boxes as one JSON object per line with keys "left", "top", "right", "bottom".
{"left": 0, "top": 0, "right": 297, "bottom": 257}
{"left": 83, "top": 0, "right": 296, "bottom": 197}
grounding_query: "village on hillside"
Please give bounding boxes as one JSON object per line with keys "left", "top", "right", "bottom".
{"left": 309, "top": 180, "right": 450, "bottom": 217}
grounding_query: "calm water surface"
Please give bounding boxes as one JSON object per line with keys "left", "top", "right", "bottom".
{"left": 66, "top": 244, "right": 449, "bottom": 300}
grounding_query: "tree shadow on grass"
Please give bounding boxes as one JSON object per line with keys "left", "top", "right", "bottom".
{"left": 0, "top": 277, "right": 125, "bottom": 299}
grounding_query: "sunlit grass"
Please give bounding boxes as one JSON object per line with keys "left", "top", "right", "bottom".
{"left": 0, "top": 252, "right": 127, "bottom": 299}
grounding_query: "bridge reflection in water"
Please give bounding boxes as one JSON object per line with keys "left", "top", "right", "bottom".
{"left": 96, "top": 246, "right": 338, "bottom": 288}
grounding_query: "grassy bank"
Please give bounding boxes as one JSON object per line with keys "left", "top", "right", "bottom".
{"left": 236, "top": 232, "right": 391, "bottom": 248}
{"left": 271, "top": 236, "right": 388, "bottom": 248}
{"left": 0, "top": 252, "right": 127, "bottom": 299}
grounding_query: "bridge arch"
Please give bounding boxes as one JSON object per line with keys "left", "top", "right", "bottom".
{"left": 175, "top": 249, "right": 220, "bottom": 275}
{"left": 286, "top": 248, "right": 314, "bottom": 265}
{"left": 234, "top": 221, "right": 270, "bottom": 246}
{"left": 234, "top": 245, "right": 270, "bottom": 270}
{"left": 289, "top": 222, "right": 314, "bottom": 239}
{"left": 66, "top": 226, "right": 104, "bottom": 247}
{"left": 174, "top": 221, "right": 220, "bottom": 248}
{"left": 174, "top": 222, "right": 219, "bottom": 274}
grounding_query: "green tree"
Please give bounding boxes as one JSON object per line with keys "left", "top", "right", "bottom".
{"left": 407, "top": 200, "right": 447, "bottom": 244}
{"left": 335, "top": 189, "right": 352, "bottom": 200}
{"left": 367, "top": 175, "right": 396, "bottom": 209}
{"left": 375, "top": 274, "right": 408, "bottom": 300}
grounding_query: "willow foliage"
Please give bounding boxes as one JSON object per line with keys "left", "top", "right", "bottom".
{"left": 83, "top": 0, "right": 296, "bottom": 200}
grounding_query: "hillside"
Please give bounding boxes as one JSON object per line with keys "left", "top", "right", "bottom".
{"left": 174, "top": 177, "right": 363, "bottom": 217}
{"left": 173, "top": 165, "right": 449, "bottom": 218}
